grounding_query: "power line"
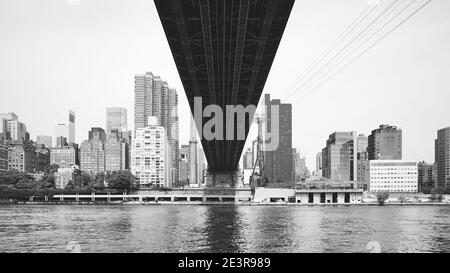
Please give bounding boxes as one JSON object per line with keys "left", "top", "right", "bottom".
{"left": 284, "top": 0, "right": 401, "bottom": 102}
{"left": 290, "top": 0, "right": 413, "bottom": 102}
{"left": 291, "top": 0, "right": 433, "bottom": 105}
{"left": 281, "top": 4, "right": 376, "bottom": 101}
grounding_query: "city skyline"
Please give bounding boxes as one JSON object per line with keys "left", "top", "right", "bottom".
{"left": 1, "top": 0, "right": 449, "bottom": 170}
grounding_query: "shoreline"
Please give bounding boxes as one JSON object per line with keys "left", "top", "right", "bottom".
{"left": 1, "top": 200, "right": 450, "bottom": 206}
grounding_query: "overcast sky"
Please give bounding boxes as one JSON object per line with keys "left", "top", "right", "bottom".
{"left": 1, "top": 0, "right": 449, "bottom": 170}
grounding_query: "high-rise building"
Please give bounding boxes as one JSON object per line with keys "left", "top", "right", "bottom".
{"left": 51, "top": 146, "right": 77, "bottom": 169}
{"left": 0, "top": 142, "right": 8, "bottom": 171}
{"left": 368, "top": 124, "right": 402, "bottom": 160}
{"left": 322, "top": 132, "right": 355, "bottom": 181}
{"left": 80, "top": 127, "right": 106, "bottom": 174}
{"left": 36, "top": 135, "right": 52, "bottom": 148}
{"left": 418, "top": 161, "right": 437, "bottom": 192}
{"left": 0, "top": 113, "right": 28, "bottom": 143}
{"left": 8, "top": 143, "right": 36, "bottom": 173}
{"left": 134, "top": 72, "right": 179, "bottom": 185}
{"left": 131, "top": 117, "right": 171, "bottom": 188}
{"left": 106, "top": 107, "right": 128, "bottom": 134}
{"left": 356, "top": 134, "right": 368, "bottom": 183}
{"left": 105, "top": 129, "right": 129, "bottom": 171}
{"left": 54, "top": 110, "right": 76, "bottom": 145}
{"left": 263, "top": 94, "right": 293, "bottom": 184}
{"left": 435, "top": 127, "right": 450, "bottom": 189}
{"left": 367, "top": 160, "right": 418, "bottom": 193}
{"left": 315, "top": 152, "right": 322, "bottom": 177}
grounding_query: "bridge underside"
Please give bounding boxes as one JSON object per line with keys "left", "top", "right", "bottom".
{"left": 155, "top": 0, "right": 294, "bottom": 174}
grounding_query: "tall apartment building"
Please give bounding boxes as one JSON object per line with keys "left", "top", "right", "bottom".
{"left": 263, "top": 94, "right": 293, "bottom": 184}
{"left": 0, "top": 113, "right": 28, "bottom": 143}
{"left": 367, "top": 160, "right": 418, "bottom": 193}
{"left": 80, "top": 128, "right": 106, "bottom": 174}
{"left": 0, "top": 142, "right": 8, "bottom": 171}
{"left": 106, "top": 107, "right": 128, "bottom": 134}
{"left": 36, "top": 135, "right": 52, "bottom": 148}
{"left": 368, "top": 124, "right": 402, "bottom": 160}
{"left": 435, "top": 127, "right": 450, "bottom": 188}
{"left": 131, "top": 117, "right": 171, "bottom": 188}
{"left": 242, "top": 148, "right": 253, "bottom": 170}
{"left": 8, "top": 143, "right": 36, "bottom": 173}
{"left": 134, "top": 72, "right": 179, "bottom": 185}
{"left": 105, "top": 129, "right": 129, "bottom": 171}
{"left": 54, "top": 110, "right": 76, "bottom": 145}
{"left": 51, "top": 146, "right": 77, "bottom": 168}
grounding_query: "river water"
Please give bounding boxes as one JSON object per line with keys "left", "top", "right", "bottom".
{"left": 0, "top": 205, "right": 449, "bottom": 253}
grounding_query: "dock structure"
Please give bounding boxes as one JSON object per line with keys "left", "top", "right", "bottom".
{"left": 50, "top": 187, "right": 363, "bottom": 204}
{"left": 52, "top": 188, "right": 253, "bottom": 203}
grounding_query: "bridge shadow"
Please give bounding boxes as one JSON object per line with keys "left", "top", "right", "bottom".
{"left": 201, "top": 205, "right": 242, "bottom": 253}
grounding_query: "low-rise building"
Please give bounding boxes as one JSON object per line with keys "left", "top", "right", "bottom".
{"left": 51, "top": 146, "right": 77, "bottom": 169}
{"left": 55, "top": 167, "right": 75, "bottom": 189}
{"left": 418, "top": 161, "right": 436, "bottom": 192}
{"left": 367, "top": 160, "right": 418, "bottom": 193}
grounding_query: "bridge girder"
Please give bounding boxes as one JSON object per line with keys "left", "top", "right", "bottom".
{"left": 155, "top": 0, "right": 295, "bottom": 173}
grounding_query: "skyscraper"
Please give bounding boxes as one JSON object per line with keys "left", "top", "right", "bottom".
{"left": 106, "top": 107, "right": 128, "bottom": 134}
{"left": 54, "top": 110, "right": 76, "bottom": 145}
{"left": 368, "top": 124, "right": 402, "bottom": 160}
{"left": 134, "top": 72, "right": 179, "bottom": 185}
{"left": 80, "top": 127, "right": 106, "bottom": 174}
{"left": 263, "top": 94, "right": 293, "bottom": 184}
{"left": 435, "top": 127, "right": 450, "bottom": 189}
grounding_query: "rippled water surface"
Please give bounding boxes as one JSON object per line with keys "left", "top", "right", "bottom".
{"left": 0, "top": 205, "right": 450, "bottom": 253}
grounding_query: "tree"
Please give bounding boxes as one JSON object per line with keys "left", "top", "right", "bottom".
{"left": 0, "top": 170, "right": 31, "bottom": 186}
{"left": 91, "top": 173, "right": 106, "bottom": 190}
{"left": 107, "top": 170, "right": 137, "bottom": 192}
{"left": 38, "top": 172, "right": 55, "bottom": 189}
{"left": 376, "top": 192, "right": 389, "bottom": 206}
{"left": 43, "top": 164, "right": 59, "bottom": 174}
{"left": 72, "top": 170, "right": 91, "bottom": 189}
